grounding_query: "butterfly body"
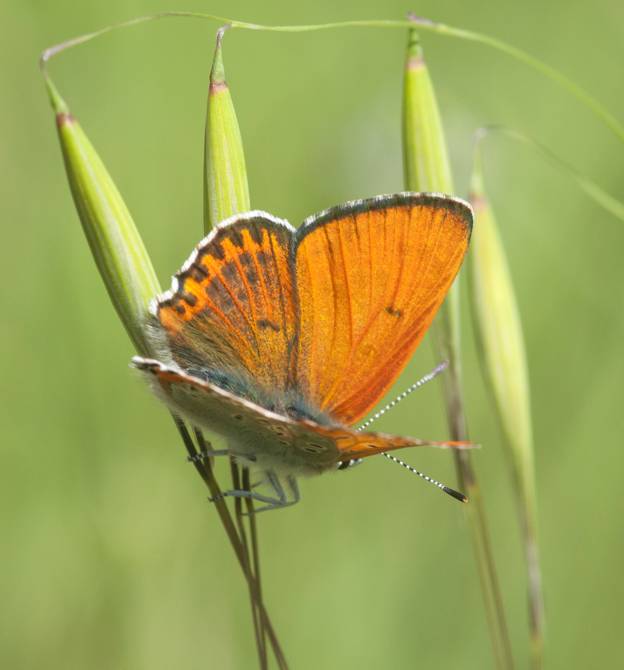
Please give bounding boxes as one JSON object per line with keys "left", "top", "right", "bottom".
{"left": 133, "top": 193, "right": 473, "bottom": 502}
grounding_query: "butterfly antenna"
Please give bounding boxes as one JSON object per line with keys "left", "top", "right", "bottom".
{"left": 357, "top": 360, "right": 448, "bottom": 431}
{"left": 382, "top": 452, "right": 467, "bottom": 502}
{"left": 354, "top": 361, "right": 466, "bottom": 502}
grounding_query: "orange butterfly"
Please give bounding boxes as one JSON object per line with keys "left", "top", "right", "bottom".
{"left": 133, "top": 192, "right": 472, "bottom": 510}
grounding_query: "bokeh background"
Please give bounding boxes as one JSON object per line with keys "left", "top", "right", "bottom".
{"left": 2, "top": 1, "right": 623, "bottom": 668}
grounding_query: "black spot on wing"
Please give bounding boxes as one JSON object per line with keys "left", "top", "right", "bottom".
{"left": 181, "top": 292, "right": 197, "bottom": 307}
{"left": 385, "top": 305, "right": 403, "bottom": 318}
{"left": 257, "top": 319, "right": 281, "bottom": 332}
{"left": 206, "top": 279, "right": 234, "bottom": 311}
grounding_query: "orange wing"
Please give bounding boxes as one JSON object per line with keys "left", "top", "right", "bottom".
{"left": 311, "top": 424, "right": 473, "bottom": 461}
{"left": 154, "top": 213, "right": 297, "bottom": 400}
{"left": 293, "top": 193, "right": 472, "bottom": 425}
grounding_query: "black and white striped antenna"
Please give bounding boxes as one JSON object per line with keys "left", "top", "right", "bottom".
{"left": 377, "top": 451, "right": 467, "bottom": 503}
{"left": 357, "top": 360, "right": 448, "bottom": 431}
{"left": 352, "top": 361, "right": 468, "bottom": 503}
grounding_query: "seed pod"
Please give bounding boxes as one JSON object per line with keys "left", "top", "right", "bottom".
{"left": 47, "top": 78, "right": 160, "bottom": 355}
{"left": 469, "top": 168, "right": 534, "bottom": 495}
{"left": 402, "top": 31, "right": 453, "bottom": 193}
{"left": 402, "top": 30, "right": 463, "bottom": 435}
{"left": 469, "top": 158, "right": 543, "bottom": 658}
{"left": 204, "top": 28, "right": 251, "bottom": 231}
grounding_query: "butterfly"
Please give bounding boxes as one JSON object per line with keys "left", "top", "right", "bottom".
{"left": 132, "top": 192, "right": 472, "bottom": 510}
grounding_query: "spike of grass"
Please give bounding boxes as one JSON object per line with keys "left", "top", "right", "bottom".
{"left": 402, "top": 30, "right": 514, "bottom": 670}
{"left": 202, "top": 30, "right": 270, "bottom": 669}
{"left": 204, "top": 27, "right": 251, "bottom": 232}
{"left": 44, "top": 51, "right": 284, "bottom": 670}
{"left": 45, "top": 76, "right": 160, "bottom": 356}
{"left": 469, "top": 151, "right": 543, "bottom": 668}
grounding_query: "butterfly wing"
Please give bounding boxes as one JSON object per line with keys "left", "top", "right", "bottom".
{"left": 133, "top": 357, "right": 469, "bottom": 474}
{"left": 318, "top": 426, "right": 472, "bottom": 461}
{"left": 294, "top": 193, "right": 472, "bottom": 425}
{"left": 154, "top": 212, "right": 297, "bottom": 403}
{"left": 132, "top": 356, "right": 291, "bottom": 430}
{"left": 132, "top": 357, "right": 343, "bottom": 473}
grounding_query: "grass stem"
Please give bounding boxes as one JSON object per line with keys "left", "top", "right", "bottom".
{"left": 437, "top": 338, "right": 515, "bottom": 670}
{"left": 173, "top": 416, "right": 289, "bottom": 669}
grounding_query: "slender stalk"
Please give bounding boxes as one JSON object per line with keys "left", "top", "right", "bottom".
{"left": 244, "top": 468, "right": 268, "bottom": 670}
{"left": 40, "top": 12, "right": 624, "bottom": 146}
{"left": 468, "top": 149, "right": 545, "bottom": 668}
{"left": 200, "top": 28, "right": 273, "bottom": 667}
{"left": 231, "top": 461, "right": 268, "bottom": 670}
{"left": 174, "top": 417, "right": 289, "bottom": 669}
{"left": 436, "top": 336, "right": 514, "bottom": 670}
{"left": 243, "top": 469, "right": 264, "bottom": 619}
{"left": 475, "top": 125, "right": 624, "bottom": 223}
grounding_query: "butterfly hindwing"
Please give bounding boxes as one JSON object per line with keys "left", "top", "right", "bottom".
{"left": 133, "top": 358, "right": 462, "bottom": 474}
{"left": 294, "top": 193, "right": 472, "bottom": 425}
{"left": 132, "top": 357, "right": 342, "bottom": 474}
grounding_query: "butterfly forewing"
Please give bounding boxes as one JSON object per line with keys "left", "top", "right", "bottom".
{"left": 155, "top": 213, "right": 297, "bottom": 403}
{"left": 294, "top": 193, "right": 472, "bottom": 425}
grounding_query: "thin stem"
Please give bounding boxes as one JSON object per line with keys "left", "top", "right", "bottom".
{"left": 231, "top": 460, "right": 268, "bottom": 670}
{"left": 39, "top": 12, "right": 624, "bottom": 145}
{"left": 474, "top": 125, "right": 624, "bottom": 223}
{"left": 242, "top": 468, "right": 267, "bottom": 658}
{"left": 172, "top": 416, "right": 289, "bottom": 669}
{"left": 243, "top": 469, "right": 264, "bottom": 613}
{"left": 435, "top": 335, "right": 515, "bottom": 670}
{"left": 523, "top": 515, "right": 543, "bottom": 670}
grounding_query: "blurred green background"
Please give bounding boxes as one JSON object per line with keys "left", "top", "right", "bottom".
{"left": 2, "top": 1, "right": 623, "bottom": 668}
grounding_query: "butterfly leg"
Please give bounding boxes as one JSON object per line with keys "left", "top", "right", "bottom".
{"left": 287, "top": 476, "right": 300, "bottom": 503}
{"left": 209, "top": 471, "right": 288, "bottom": 510}
{"left": 245, "top": 473, "right": 300, "bottom": 514}
{"left": 210, "top": 472, "right": 301, "bottom": 514}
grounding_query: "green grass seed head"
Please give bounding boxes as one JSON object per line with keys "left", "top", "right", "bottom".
{"left": 468, "top": 158, "right": 543, "bottom": 655}
{"left": 402, "top": 29, "right": 453, "bottom": 194}
{"left": 203, "top": 27, "right": 251, "bottom": 232}
{"left": 468, "top": 161, "right": 535, "bottom": 505}
{"left": 402, "top": 30, "right": 462, "bottom": 427}
{"left": 47, "top": 77, "right": 160, "bottom": 356}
